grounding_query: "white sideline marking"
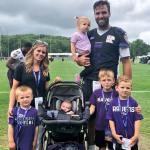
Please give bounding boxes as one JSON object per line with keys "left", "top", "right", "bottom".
{"left": 132, "top": 91, "right": 150, "bottom": 93}
{"left": 0, "top": 91, "right": 150, "bottom": 94}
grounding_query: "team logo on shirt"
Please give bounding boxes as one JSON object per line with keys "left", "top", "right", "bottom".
{"left": 112, "top": 106, "right": 135, "bottom": 113}
{"left": 97, "top": 97, "right": 111, "bottom": 103}
{"left": 106, "top": 35, "right": 115, "bottom": 44}
{"left": 16, "top": 116, "right": 35, "bottom": 126}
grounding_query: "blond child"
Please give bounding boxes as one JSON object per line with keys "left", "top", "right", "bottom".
{"left": 89, "top": 69, "right": 117, "bottom": 150}
{"left": 71, "top": 16, "right": 93, "bottom": 80}
{"left": 107, "top": 75, "right": 143, "bottom": 150}
{"left": 8, "top": 85, "right": 39, "bottom": 150}
{"left": 60, "top": 100, "right": 74, "bottom": 115}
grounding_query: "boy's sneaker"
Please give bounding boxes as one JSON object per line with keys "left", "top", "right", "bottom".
{"left": 75, "top": 74, "right": 81, "bottom": 83}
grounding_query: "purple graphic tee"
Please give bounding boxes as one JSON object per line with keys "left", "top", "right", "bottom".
{"left": 90, "top": 88, "right": 117, "bottom": 130}
{"left": 106, "top": 96, "right": 143, "bottom": 140}
{"left": 9, "top": 107, "right": 40, "bottom": 150}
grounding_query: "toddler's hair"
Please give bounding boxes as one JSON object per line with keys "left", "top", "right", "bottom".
{"left": 98, "top": 68, "right": 114, "bottom": 79}
{"left": 61, "top": 99, "right": 72, "bottom": 108}
{"left": 15, "top": 85, "right": 33, "bottom": 100}
{"left": 116, "top": 75, "right": 132, "bottom": 86}
{"left": 75, "top": 16, "right": 90, "bottom": 27}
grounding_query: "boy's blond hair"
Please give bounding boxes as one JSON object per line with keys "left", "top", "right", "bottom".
{"left": 15, "top": 85, "right": 33, "bottom": 101}
{"left": 116, "top": 75, "right": 132, "bottom": 86}
{"left": 98, "top": 69, "right": 114, "bottom": 79}
{"left": 76, "top": 16, "right": 90, "bottom": 27}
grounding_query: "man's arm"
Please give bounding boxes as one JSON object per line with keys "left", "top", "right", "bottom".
{"left": 121, "top": 57, "right": 132, "bottom": 79}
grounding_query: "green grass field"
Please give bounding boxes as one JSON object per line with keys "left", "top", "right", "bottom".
{"left": 0, "top": 59, "right": 150, "bottom": 150}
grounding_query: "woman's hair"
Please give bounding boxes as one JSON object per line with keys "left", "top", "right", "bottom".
{"left": 98, "top": 68, "right": 114, "bottom": 79}
{"left": 15, "top": 85, "right": 33, "bottom": 100}
{"left": 25, "top": 40, "right": 49, "bottom": 76}
{"left": 75, "top": 16, "right": 90, "bottom": 27}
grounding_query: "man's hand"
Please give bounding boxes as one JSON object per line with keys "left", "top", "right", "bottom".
{"left": 135, "top": 105, "right": 142, "bottom": 113}
{"left": 75, "top": 54, "right": 90, "bottom": 66}
{"left": 8, "top": 141, "right": 16, "bottom": 150}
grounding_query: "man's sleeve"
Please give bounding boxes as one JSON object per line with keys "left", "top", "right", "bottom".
{"left": 116, "top": 28, "right": 130, "bottom": 58}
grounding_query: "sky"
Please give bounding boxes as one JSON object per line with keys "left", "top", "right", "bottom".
{"left": 0, "top": 0, "right": 150, "bottom": 44}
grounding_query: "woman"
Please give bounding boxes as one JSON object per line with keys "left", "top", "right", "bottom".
{"left": 8, "top": 40, "right": 50, "bottom": 114}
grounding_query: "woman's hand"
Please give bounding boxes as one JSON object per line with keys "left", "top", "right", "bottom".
{"left": 8, "top": 107, "right": 13, "bottom": 118}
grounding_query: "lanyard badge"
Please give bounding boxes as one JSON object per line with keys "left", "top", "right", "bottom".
{"left": 101, "top": 90, "right": 113, "bottom": 111}
{"left": 33, "top": 70, "right": 41, "bottom": 96}
{"left": 118, "top": 98, "right": 129, "bottom": 137}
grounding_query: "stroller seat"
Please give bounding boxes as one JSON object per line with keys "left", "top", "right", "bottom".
{"left": 40, "top": 81, "right": 88, "bottom": 150}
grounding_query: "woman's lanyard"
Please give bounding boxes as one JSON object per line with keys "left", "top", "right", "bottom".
{"left": 33, "top": 70, "right": 41, "bottom": 96}
{"left": 118, "top": 98, "right": 129, "bottom": 138}
{"left": 101, "top": 90, "right": 113, "bottom": 111}
{"left": 16, "top": 106, "right": 31, "bottom": 149}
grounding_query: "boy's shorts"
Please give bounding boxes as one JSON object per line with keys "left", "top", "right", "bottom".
{"left": 95, "top": 130, "right": 113, "bottom": 149}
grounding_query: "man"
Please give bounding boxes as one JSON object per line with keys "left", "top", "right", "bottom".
{"left": 6, "top": 42, "right": 32, "bottom": 88}
{"left": 75, "top": 1, "right": 132, "bottom": 150}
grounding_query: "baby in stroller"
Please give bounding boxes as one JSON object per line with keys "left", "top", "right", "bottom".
{"left": 39, "top": 81, "right": 89, "bottom": 150}
{"left": 46, "top": 99, "right": 82, "bottom": 121}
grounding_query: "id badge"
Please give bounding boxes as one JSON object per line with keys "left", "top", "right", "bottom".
{"left": 35, "top": 97, "right": 43, "bottom": 110}
{"left": 92, "top": 81, "right": 101, "bottom": 92}
{"left": 122, "top": 138, "right": 131, "bottom": 150}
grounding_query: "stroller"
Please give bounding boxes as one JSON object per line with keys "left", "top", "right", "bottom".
{"left": 39, "top": 81, "right": 90, "bottom": 150}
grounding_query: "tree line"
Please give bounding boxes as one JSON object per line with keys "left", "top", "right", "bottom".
{"left": 0, "top": 34, "right": 150, "bottom": 57}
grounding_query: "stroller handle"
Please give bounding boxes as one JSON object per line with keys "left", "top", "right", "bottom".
{"left": 41, "top": 118, "right": 87, "bottom": 125}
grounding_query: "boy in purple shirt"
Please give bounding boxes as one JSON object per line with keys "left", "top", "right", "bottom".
{"left": 8, "top": 85, "right": 39, "bottom": 150}
{"left": 90, "top": 69, "right": 117, "bottom": 150}
{"left": 107, "top": 75, "right": 143, "bottom": 150}
{"left": 71, "top": 16, "right": 93, "bottom": 80}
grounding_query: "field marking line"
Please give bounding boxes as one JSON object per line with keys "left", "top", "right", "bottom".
{"left": 0, "top": 91, "right": 150, "bottom": 94}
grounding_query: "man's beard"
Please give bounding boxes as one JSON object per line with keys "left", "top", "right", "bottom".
{"left": 96, "top": 18, "right": 109, "bottom": 29}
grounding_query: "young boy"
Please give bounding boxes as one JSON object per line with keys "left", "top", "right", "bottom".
{"left": 8, "top": 85, "right": 39, "bottom": 150}
{"left": 107, "top": 75, "right": 143, "bottom": 150}
{"left": 90, "top": 69, "right": 117, "bottom": 150}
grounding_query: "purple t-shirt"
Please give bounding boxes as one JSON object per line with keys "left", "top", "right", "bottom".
{"left": 71, "top": 32, "right": 91, "bottom": 54}
{"left": 9, "top": 107, "right": 40, "bottom": 150}
{"left": 90, "top": 88, "right": 117, "bottom": 130}
{"left": 106, "top": 96, "right": 143, "bottom": 140}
